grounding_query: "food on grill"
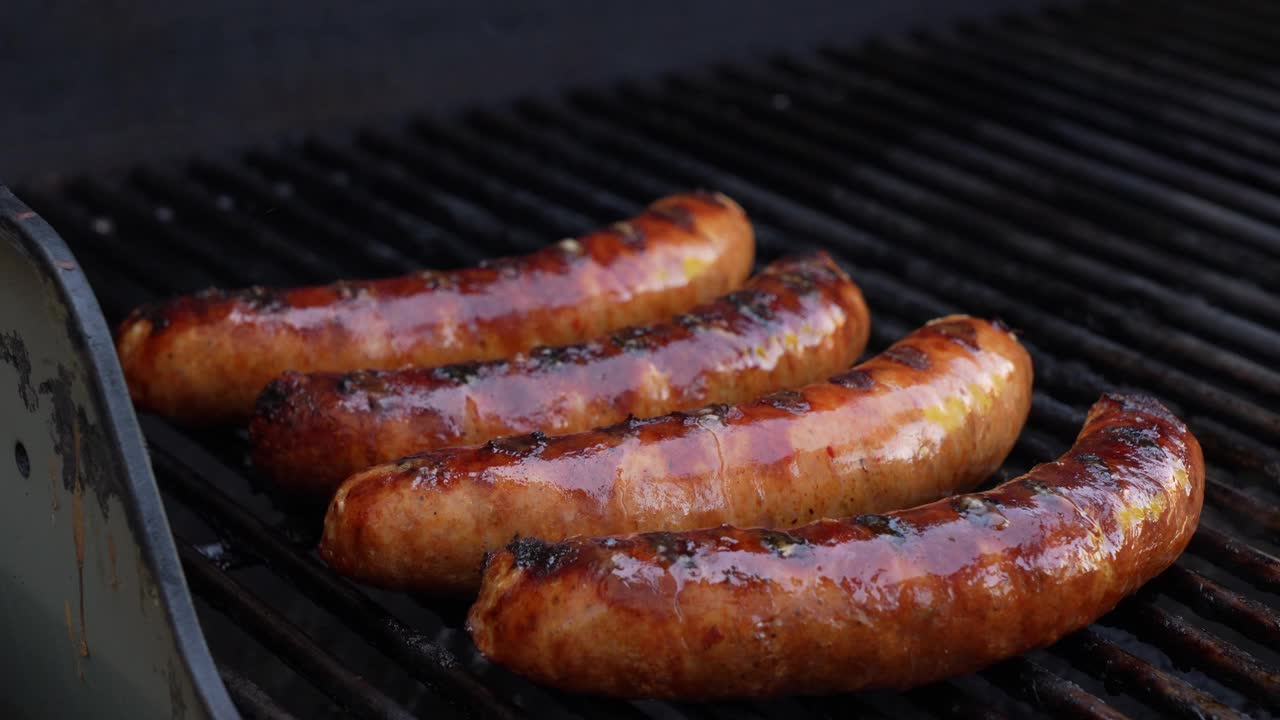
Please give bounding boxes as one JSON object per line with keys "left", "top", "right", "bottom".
{"left": 468, "top": 393, "right": 1203, "bottom": 698}
{"left": 250, "top": 252, "right": 870, "bottom": 494}
{"left": 320, "top": 315, "right": 1031, "bottom": 594}
{"left": 114, "top": 191, "right": 755, "bottom": 424}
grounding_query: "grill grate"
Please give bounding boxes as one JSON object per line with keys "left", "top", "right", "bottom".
{"left": 18, "top": 0, "right": 1280, "bottom": 717}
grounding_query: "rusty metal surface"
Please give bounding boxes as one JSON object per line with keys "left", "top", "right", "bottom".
{"left": 0, "top": 187, "right": 233, "bottom": 718}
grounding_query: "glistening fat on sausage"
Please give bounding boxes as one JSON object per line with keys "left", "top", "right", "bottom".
{"left": 116, "top": 191, "right": 755, "bottom": 424}
{"left": 467, "top": 393, "right": 1203, "bottom": 698}
{"left": 320, "top": 315, "right": 1032, "bottom": 594}
{"left": 250, "top": 252, "right": 869, "bottom": 494}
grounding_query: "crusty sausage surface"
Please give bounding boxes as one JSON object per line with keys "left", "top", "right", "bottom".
{"left": 468, "top": 393, "right": 1204, "bottom": 698}
{"left": 251, "top": 252, "right": 869, "bottom": 494}
{"left": 115, "top": 192, "right": 754, "bottom": 424}
{"left": 320, "top": 315, "right": 1032, "bottom": 594}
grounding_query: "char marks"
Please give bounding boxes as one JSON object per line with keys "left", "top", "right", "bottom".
{"left": 760, "top": 529, "right": 809, "bottom": 558}
{"left": 882, "top": 345, "right": 931, "bottom": 370}
{"left": 852, "top": 513, "right": 911, "bottom": 540}
{"left": 254, "top": 377, "right": 292, "bottom": 419}
{"left": 610, "top": 325, "right": 657, "bottom": 352}
{"left": 927, "top": 319, "right": 981, "bottom": 350}
{"left": 431, "top": 361, "right": 491, "bottom": 385}
{"left": 776, "top": 270, "right": 819, "bottom": 295}
{"left": 609, "top": 221, "right": 647, "bottom": 249}
{"left": 486, "top": 431, "right": 549, "bottom": 458}
{"left": 508, "top": 537, "right": 579, "bottom": 577}
{"left": 761, "top": 390, "right": 810, "bottom": 414}
{"left": 690, "top": 189, "right": 729, "bottom": 208}
{"left": 132, "top": 302, "right": 172, "bottom": 332}
{"left": 649, "top": 204, "right": 696, "bottom": 231}
{"left": 830, "top": 368, "right": 875, "bottom": 390}
{"left": 232, "top": 286, "right": 288, "bottom": 312}
{"left": 950, "top": 495, "right": 1009, "bottom": 529}
{"left": 724, "top": 289, "right": 778, "bottom": 324}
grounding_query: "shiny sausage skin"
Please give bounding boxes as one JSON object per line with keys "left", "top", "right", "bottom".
{"left": 321, "top": 315, "right": 1032, "bottom": 594}
{"left": 115, "top": 192, "right": 754, "bottom": 424}
{"left": 468, "top": 393, "right": 1204, "bottom": 698}
{"left": 251, "top": 252, "right": 869, "bottom": 495}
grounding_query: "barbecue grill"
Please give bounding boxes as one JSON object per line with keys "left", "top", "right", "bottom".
{"left": 4, "top": 0, "right": 1280, "bottom": 717}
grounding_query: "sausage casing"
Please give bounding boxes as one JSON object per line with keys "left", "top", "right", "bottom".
{"left": 467, "top": 393, "right": 1204, "bottom": 698}
{"left": 250, "top": 252, "right": 869, "bottom": 494}
{"left": 321, "top": 315, "right": 1032, "bottom": 593}
{"left": 115, "top": 192, "right": 755, "bottom": 423}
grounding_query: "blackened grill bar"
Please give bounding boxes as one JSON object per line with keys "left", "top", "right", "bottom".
{"left": 14, "top": 0, "right": 1280, "bottom": 717}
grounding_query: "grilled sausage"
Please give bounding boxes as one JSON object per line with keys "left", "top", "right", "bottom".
{"left": 321, "top": 315, "right": 1032, "bottom": 594}
{"left": 468, "top": 393, "right": 1203, "bottom": 698}
{"left": 251, "top": 252, "right": 869, "bottom": 494}
{"left": 115, "top": 192, "right": 755, "bottom": 424}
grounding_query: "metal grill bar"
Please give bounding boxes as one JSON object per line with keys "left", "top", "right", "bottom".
{"left": 218, "top": 667, "right": 299, "bottom": 720}
{"left": 1053, "top": 631, "right": 1245, "bottom": 720}
{"left": 184, "top": 160, "right": 410, "bottom": 276}
{"left": 128, "top": 168, "right": 331, "bottom": 284}
{"left": 982, "top": 659, "right": 1127, "bottom": 720}
{"left": 178, "top": 543, "right": 417, "bottom": 720}
{"left": 1156, "top": 566, "right": 1280, "bottom": 649}
{"left": 1191, "top": 529, "right": 1280, "bottom": 596}
{"left": 1114, "top": 600, "right": 1280, "bottom": 712}
{"left": 643, "top": 74, "right": 1280, "bottom": 396}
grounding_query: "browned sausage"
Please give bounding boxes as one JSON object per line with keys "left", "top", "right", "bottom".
{"left": 250, "top": 252, "right": 869, "bottom": 494}
{"left": 467, "top": 393, "right": 1204, "bottom": 698}
{"left": 320, "top": 315, "right": 1032, "bottom": 594}
{"left": 115, "top": 192, "right": 755, "bottom": 424}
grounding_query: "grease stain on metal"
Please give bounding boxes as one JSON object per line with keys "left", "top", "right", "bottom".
{"left": 39, "top": 364, "right": 116, "bottom": 517}
{"left": 49, "top": 457, "right": 61, "bottom": 515}
{"left": 1, "top": 330, "right": 38, "bottom": 412}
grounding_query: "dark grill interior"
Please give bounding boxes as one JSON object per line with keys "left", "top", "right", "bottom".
{"left": 17, "top": 0, "right": 1280, "bottom": 717}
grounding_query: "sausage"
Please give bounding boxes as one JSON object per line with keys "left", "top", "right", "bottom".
{"left": 320, "top": 315, "right": 1032, "bottom": 594}
{"left": 115, "top": 191, "right": 755, "bottom": 424}
{"left": 467, "top": 393, "right": 1204, "bottom": 698}
{"left": 250, "top": 252, "right": 869, "bottom": 494}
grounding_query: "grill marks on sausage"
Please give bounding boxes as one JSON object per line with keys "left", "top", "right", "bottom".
{"left": 852, "top": 513, "right": 911, "bottom": 542}
{"left": 610, "top": 325, "right": 657, "bottom": 352}
{"left": 650, "top": 532, "right": 701, "bottom": 568}
{"left": 648, "top": 205, "right": 696, "bottom": 232}
{"left": 882, "top": 345, "right": 931, "bottom": 370}
{"left": 133, "top": 302, "right": 172, "bottom": 333}
{"left": 609, "top": 221, "right": 647, "bottom": 249}
{"left": 761, "top": 390, "right": 810, "bottom": 414}
{"left": 759, "top": 530, "right": 809, "bottom": 558}
{"left": 1106, "top": 425, "right": 1161, "bottom": 451}
{"left": 681, "top": 403, "right": 743, "bottom": 427}
{"left": 254, "top": 377, "right": 292, "bottom": 419}
{"left": 232, "top": 286, "right": 288, "bottom": 312}
{"left": 690, "top": 189, "right": 730, "bottom": 208}
{"left": 723, "top": 289, "right": 778, "bottom": 324}
{"left": 776, "top": 269, "right": 823, "bottom": 296}
{"left": 509, "top": 537, "right": 580, "bottom": 577}
{"left": 486, "top": 431, "right": 549, "bottom": 458}
{"left": 927, "top": 319, "right": 981, "bottom": 351}
{"left": 830, "top": 369, "right": 875, "bottom": 390}
{"left": 950, "top": 495, "right": 1009, "bottom": 529}
{"left": 477, "top": 256, "right": 523, "bottom": 280}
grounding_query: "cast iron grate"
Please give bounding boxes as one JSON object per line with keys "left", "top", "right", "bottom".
{"left": 17, "top": 0, "right": 1280, "bottom": 717}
